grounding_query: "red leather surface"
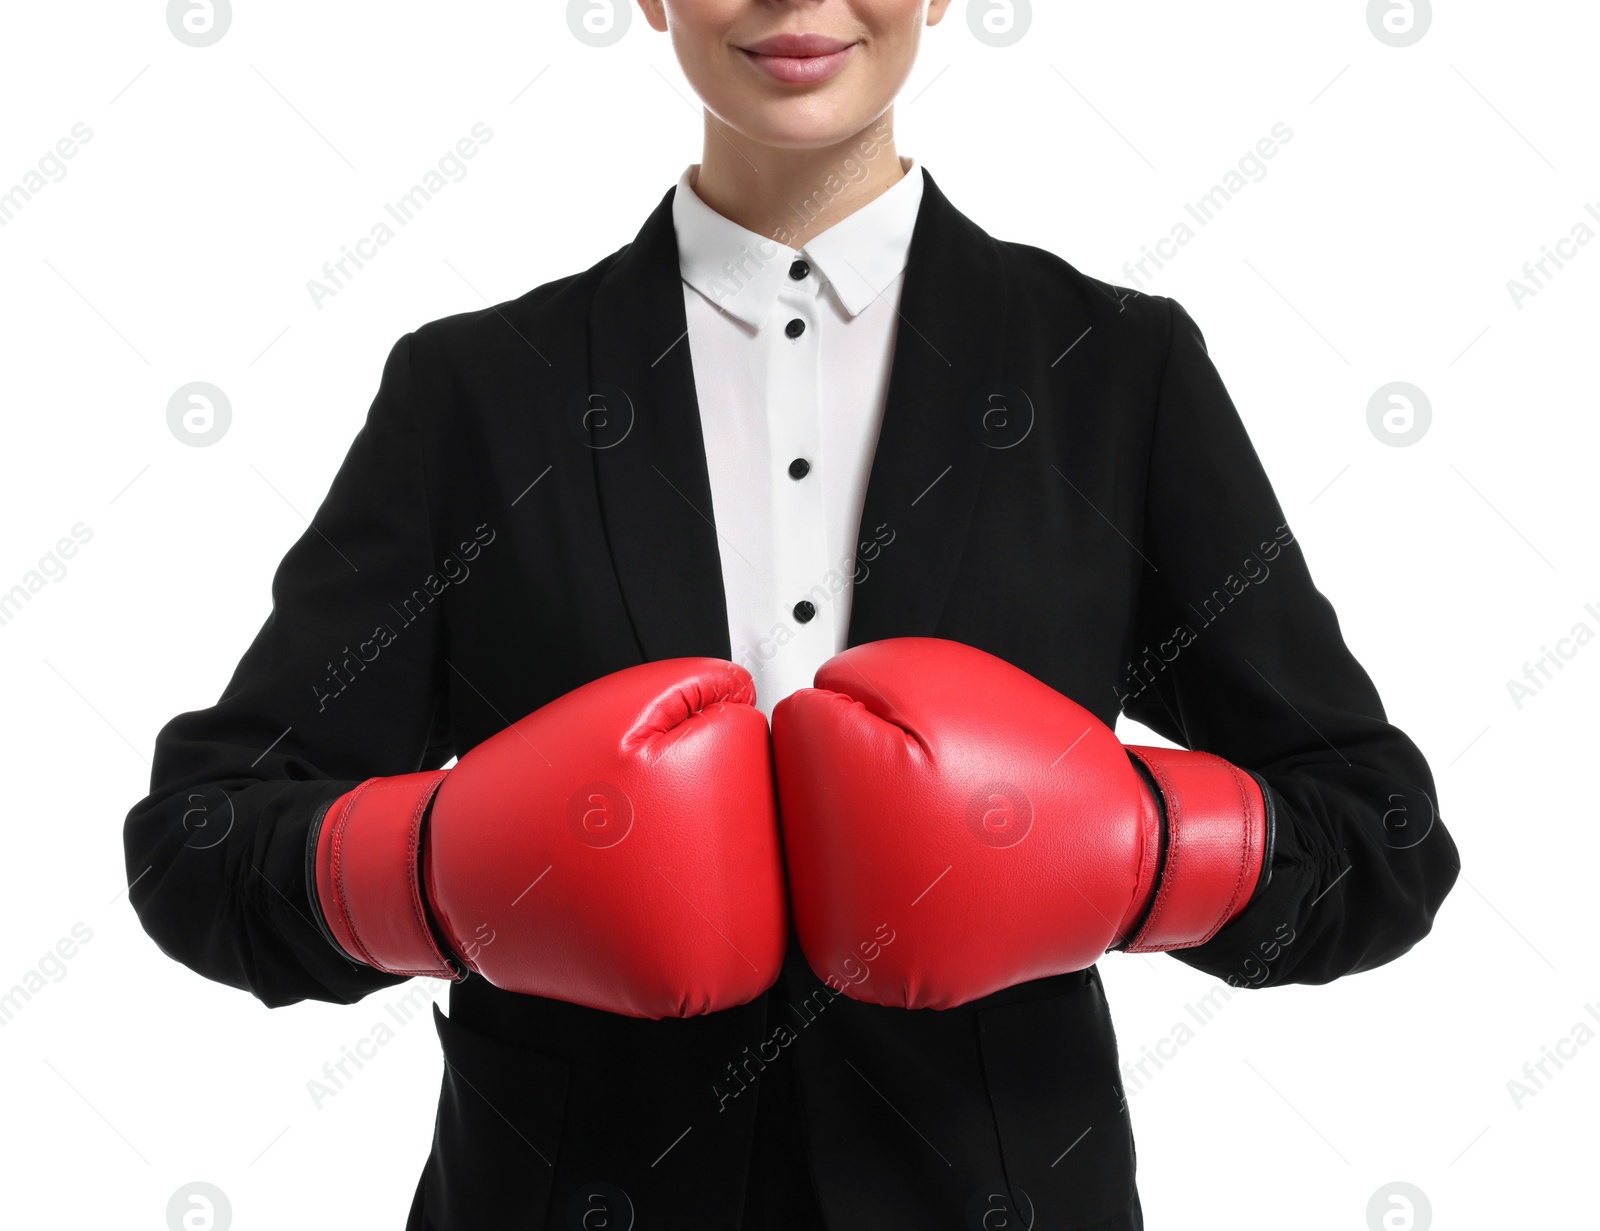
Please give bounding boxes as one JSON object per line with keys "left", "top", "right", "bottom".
{"left": 423, "top": 658, "right": 787, "bottom": 1019}
{"left": 772, "top": 638, "right": 1265, "bottom": 1009}
{"left": 772, "top": 637, "right": 1154, "bottom": 1010}
{"left": 1123, "top": 745, "right": 1267, "bottom": 952}
{"left": 316, "top": 770, "right": 454, "bottom": 978}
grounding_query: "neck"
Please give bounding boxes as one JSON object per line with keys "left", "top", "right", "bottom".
{"left": 691, "top": 109, "right": 906, "bottom": 250}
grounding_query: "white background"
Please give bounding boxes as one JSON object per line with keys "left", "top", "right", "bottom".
{"left": 1, "top": 2, "right": 1594, "bottom": 1228}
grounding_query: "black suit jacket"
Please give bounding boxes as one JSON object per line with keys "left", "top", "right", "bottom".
{"left": 125, "top": 169, "right": 1460, "bottom": 1230}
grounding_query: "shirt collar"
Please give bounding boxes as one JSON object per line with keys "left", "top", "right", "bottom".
{"left": 672, "top": 157, "right": 926, "bottom": 330}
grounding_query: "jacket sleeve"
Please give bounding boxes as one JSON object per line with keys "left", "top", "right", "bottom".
{"left": 1117, "top": 297, "right": 1460, "bottom": 988}
{"left": 123, "top": 332, "right": 455, "bottom": 1008}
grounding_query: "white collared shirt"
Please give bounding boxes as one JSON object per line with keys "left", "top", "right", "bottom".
{"left": 672, "top": 157, "right": 926, "bottom": 715}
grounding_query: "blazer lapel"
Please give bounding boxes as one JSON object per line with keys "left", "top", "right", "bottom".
{"left": 587, "top": 186, "right": 734, "bottom": 663}
{"left": 586, "top": 169, "right": 1009, "bottom": 666}
{"left": 846, "top": 169, "right": 1009, "bottom": 646}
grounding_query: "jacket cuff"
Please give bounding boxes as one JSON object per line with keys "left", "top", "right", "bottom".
{"left": 1121, "top": 746, "right": 1269, "bottom": 953}
{"left": 310, "top": 771, "right": 461, "bottom": 979}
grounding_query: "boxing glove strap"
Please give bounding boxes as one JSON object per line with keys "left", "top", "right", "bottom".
{"left": 311, "top": 771, "right": 462, "bottom": 979}
{"left": 1121, "top": 746, "right": 1270, "bottom": 953}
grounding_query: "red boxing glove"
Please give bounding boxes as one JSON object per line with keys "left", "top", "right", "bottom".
{"left": 310, "top": 659, "right": 787, "bottom": 1018}
{"left": 771, "top": 638, "right": 1270, "bottom": 1010}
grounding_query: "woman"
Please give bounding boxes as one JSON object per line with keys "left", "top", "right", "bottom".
{"left": 125, "top": 3, "right": 1460, "bottom": 1227}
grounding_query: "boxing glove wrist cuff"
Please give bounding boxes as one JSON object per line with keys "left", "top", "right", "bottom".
{"left": 311, "top": 771, "right": 462, "bottom": 979}
{"left": 1120, "top": 747, "right": 1270, "bottom": 953}
{"left": 304, "top": 794, "right": 347, "bottom": 957}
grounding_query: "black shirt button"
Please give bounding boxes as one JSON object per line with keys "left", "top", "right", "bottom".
{"left": 788, "top": 457, "right": 811, "bottom": 480}
{"left": 785, "top": 318, "right": 806, "bottom": 339}
{"left": 792, "top": 600, "right": 816, "bottom": 624}
{"left": 789, "top": 259, "right": 810, "bottom": 280}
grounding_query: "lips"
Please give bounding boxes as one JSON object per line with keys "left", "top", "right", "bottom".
{"left": 738, "top": 32, "right": 858, "bottom": 85}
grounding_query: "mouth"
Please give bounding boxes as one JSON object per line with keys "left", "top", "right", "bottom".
{"left": 737, "top": 32, "right": 860, "bottom": 85}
